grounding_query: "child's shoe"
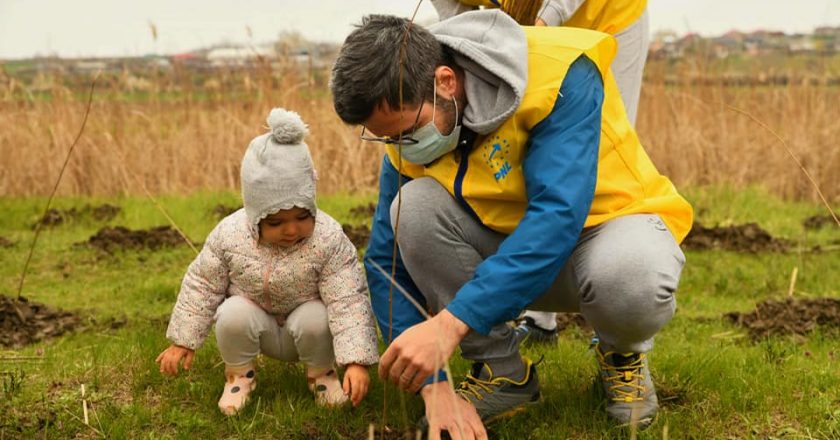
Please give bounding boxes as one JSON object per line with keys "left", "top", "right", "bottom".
{"left": 218, "top": 363, "right": 256, "bottom": 415}
{"left": 307, "top": 366, "right": 348, "bottom": 407}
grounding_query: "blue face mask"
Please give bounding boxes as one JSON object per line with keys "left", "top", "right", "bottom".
{"left": 399, "top": 82, "right": 461, "bottom": 165}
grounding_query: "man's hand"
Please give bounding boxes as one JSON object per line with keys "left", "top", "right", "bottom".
{"left": 422, "top": 381, "right": 487, "bottom": 440}
{"left": 379, "top": 310, "right": 470, "bottom": 392}
{"left": 155, "top": 344, "right": 194, "bottom": 376}
{"left": 342, "top": 363, "right": 370, "bottom": 407}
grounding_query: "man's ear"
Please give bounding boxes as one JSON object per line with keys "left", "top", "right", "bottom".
{"left": 433, "top": 66, "right": 458, "bottom": 98}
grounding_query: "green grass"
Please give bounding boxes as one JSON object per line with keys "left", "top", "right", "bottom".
{"left": 1, "top": 187, "right": 838, "bottom": 439}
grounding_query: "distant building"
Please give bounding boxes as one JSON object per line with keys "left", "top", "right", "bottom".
{"left": 206, "top": 45, "right": 274, "bottom": 67}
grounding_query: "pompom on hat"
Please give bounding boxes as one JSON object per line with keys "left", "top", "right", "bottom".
{"left": 240, "top": 108, "right": 317, "bottom": 228}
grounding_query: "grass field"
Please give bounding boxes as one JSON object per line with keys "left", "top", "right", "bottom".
{"left": 1, "top": 186, "right": 838, "bottom": 439}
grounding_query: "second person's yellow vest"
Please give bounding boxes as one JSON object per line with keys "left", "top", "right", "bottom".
{"left": 457, "top": 0, "right": 646, "bottom": 34}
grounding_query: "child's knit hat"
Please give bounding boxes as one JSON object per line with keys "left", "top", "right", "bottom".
{"left": 240, "top": 108, "right": 316, "bottom": 228}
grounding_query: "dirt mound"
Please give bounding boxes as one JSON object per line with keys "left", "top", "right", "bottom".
{"left": 84, "top": 226, "right": 187, "bottom": 252}
{"left": 212, "top": 204, "right": 241, "bottom": 219}
{"left": 556, "top": 313, "right": 592, "bottom": 333}
{"left": 342, "top": 224, "right": 371, "bottom": 250}
{"left": 0, "top": 236, "right": 13, "bottom": 248}
{"left": 0, "top": 295, "right": 82, "bottom": 348}
{"left": 683, "top": 222, "right": 790, "bottom": 252}
{"left": 36, "top": 204, "right": 122, "bottom": 227}
{"left": 725, "top": 297, "right": 840, "bottom": 340}
{"left": 349, "top": 202, "right": 377, "bottom": 219}
{"left": 803, "top": 213, "right": 838, "bottom": 230}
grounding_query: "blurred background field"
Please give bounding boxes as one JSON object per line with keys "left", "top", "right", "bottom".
{"left": 1, "top": 36, "right": 839, "bottom": 202}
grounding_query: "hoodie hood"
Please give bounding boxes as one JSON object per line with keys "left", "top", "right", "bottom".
{"left": 430, "top": 9, "right": 528, "bottom": 135}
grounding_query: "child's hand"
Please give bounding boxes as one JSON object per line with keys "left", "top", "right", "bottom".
{"left": 155, "top": 344, "right": 194, "bottom": 376}
{"left": 342, "top": 364, "right": 370, "bottom": 407}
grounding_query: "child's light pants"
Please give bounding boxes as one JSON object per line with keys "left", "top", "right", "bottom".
{"left": 214, "top": 296, "right": 335, "bottom": 369}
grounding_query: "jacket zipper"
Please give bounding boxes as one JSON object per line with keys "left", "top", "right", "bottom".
{"left": 261, "top": 248, "right": 277, "bottom": 311}
{"left": 454, "top": 140, "right": 480, "bottom": 221}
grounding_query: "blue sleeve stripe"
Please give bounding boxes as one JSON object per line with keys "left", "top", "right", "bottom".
{"left": 446, "top": 56, "right": 604, "bottom": 334}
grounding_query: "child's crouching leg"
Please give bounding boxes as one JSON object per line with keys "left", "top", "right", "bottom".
{"left": 286, "top": 300, "right": 348, "bottom": 407}
{"left": 218, "top": 363, "right": 256, "bottom": 415}
{"left": 215, "top": 296, "right": 267, "bottom": 415}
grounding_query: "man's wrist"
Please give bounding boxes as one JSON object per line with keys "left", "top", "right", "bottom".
{"left": 438, "top": 309, "right": 470, "bottom": 340}
{"left": 420, "top": 380, "right": 452, "bottom": 398}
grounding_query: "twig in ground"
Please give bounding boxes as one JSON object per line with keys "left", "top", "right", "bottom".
{"left": 17, "top": 73, "right": 100, "bottom": 302}
{"left": 368, "top": 260, "right": 466, "bottom": 439}
{"left": 381, "top": 2, "right": 424, "bottom": 436}
{"left": 81, "top": 384, "right": 89, "bottom": 426}
{"left": 788, "top": 267, "right": 798, "bottom": 297}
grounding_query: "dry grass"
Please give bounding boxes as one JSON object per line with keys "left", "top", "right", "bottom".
{"left": 0, "top": 65, "right": 380, "bottom": 197}
{"left": 1, "top": 59, "right": 838, "bottom": 203}
{"left": 638, "top": 79, "right": 840, "bottom": 203}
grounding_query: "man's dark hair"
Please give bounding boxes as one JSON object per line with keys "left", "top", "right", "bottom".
{"left": 330, "top": 15, "right": 450, "bottom": 124}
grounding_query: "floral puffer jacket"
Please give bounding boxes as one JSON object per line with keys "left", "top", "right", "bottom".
{"left": 166, "top": 209, "right": 379, "bottom": 366}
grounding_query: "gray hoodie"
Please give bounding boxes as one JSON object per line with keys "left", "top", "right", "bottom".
{"left": 429, "top": 9, "right": 528, "bottom": 135}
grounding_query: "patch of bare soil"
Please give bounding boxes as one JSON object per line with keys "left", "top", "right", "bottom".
{"left": 321, "top": 424, "right": 422, "bottom": 440}
{"left": 212, "top": 203, "right": 242, "bottom": 219}
{"left": 803, "top": 213, "right": 838, "bottom": 230}
{"left": 683, "top": 222, "right": 790, "bottom": 252}
{"left": 342, "top": 224, "right": 371, "bottom": 250}
{"left": 83, "top": 226, "right": 187, "bottom": 253}
{"left": 0, "top": 236, "right": 13, "bottom": 248}
{"left": 725, "top": 297, "right": 840, "bottom": 340}
{"left": 35, "top": 204, "right": 122, "bottom": 227}
{"left": 556, "top": 312, "right": 592, "bottom": 333}
{"left": 349, "top": 202, "right": 377, "bottom": 219}
{"left": 0, "top": 294, "right": 82, "bottom": 348}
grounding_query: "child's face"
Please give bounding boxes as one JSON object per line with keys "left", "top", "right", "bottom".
{"left": 258, "top": 207, "right": 315, "bottom": 247}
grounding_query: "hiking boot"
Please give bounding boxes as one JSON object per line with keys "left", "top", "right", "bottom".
{"left": 455, "top": 357, "right": 541, "bottom": 423}
{"left": 218, "top": 364, "right": 256, "bottom": 415}
{"left": 515, "top": 316, "right": 559, "bottom": 344}
{"left": 595, "top": 343, "right": 658, "bottom": 428}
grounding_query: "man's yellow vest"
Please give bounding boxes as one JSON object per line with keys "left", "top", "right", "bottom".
{"left": 386, "top": 26, "right": 693, "bottom": 243}
{"left": 458, "top": 0, "right": 646, "bottom": 34}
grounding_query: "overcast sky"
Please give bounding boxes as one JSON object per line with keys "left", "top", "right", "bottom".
{"left": 0, "top": 0, "right": 837, "bottom": 59}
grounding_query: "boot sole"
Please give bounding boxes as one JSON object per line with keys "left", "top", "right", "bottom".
{"left": 482, "top": 397, "right": 541, "bottom": 425}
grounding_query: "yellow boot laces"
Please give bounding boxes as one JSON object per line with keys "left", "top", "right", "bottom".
{"left": 597, "top": 347, "right": 647, "bottom": 403}
{"left": 456, "top": 359, "right": 535, "bottom": 402}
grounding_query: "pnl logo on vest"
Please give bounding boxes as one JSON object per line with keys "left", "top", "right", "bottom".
{"left": 483, "top": 136, "right": 512, "bottom": 182}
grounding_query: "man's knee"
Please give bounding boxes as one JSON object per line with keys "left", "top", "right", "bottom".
{"left": 582, "top": 245, "right": 680, "bottom": 326}
{"left": 389, "top": 177, "right": 450, "bottom": 247}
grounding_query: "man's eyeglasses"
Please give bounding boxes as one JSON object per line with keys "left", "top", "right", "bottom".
{"left": 359, "top": 101, "right": 425, "bottom": 145}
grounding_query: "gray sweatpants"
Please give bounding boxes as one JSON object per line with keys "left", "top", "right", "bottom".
{"left": 391, "top": 178, "right": 684, "bottom": 372}
{"left": 214, "top": 296, "right": 335, "bottom": 369}
{"left": 612, "top": 9, "right": 650, "bottom": 126}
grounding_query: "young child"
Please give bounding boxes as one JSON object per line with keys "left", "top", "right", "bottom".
{"left": 155, "top": 108, "right": 379, "bottom": 415}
